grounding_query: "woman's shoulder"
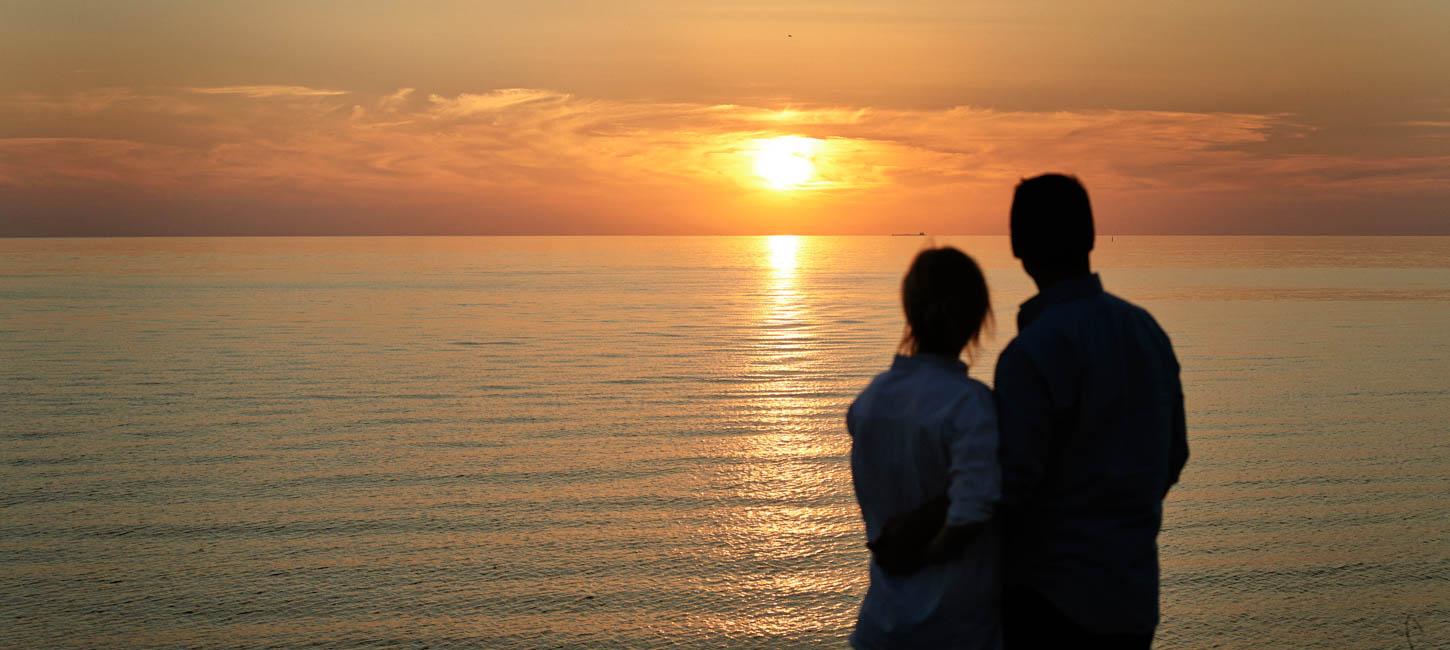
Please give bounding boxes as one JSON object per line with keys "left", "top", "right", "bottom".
{"left": 919, "top": 372, "right": 996, "bottom": 425}
{"left": 962, "top": 375, "right": 993, "bottom": 398}
{"left": 935, "top": 376, "right": 996, "bottom": 435}
{"left": 846, "top": 367, "right": 904, "bottom": 426}
{"left": 958, "top": 372, "right": 990, "bottom": 390}
{"left": 850, "top": 361, "right": 992, "bottom": 414}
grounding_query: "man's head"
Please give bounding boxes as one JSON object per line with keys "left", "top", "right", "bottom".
{"left": 1010, "top": 173, "right": 1095, "bottom": 286}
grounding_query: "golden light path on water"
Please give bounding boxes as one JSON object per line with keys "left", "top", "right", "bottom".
{"left": 698, "top": 235, "right": 865, "bottom": 639}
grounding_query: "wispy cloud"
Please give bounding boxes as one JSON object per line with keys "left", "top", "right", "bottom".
{"left": 186, "top": 85, "right": 348, "bottom": 98}
{"left": 1, "top": 87, "right": 1447, "bottom": 234}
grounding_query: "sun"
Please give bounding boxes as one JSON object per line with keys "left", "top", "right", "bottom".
{"left": 752, "top": 136, "right": 820, "bottom": 191}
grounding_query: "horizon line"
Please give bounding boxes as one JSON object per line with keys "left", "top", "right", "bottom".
{"left": 5, "top": 233, "right": 1450, "bottom": 239}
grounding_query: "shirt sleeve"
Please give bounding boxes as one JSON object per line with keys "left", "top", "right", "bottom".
{"left": 994, "top": 341, "right": 1054, "bottom": 509}
{"left": 945, "top": 384, "right": 1001, "bottom": 526}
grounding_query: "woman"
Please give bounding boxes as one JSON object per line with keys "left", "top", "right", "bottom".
{"left": 846, "top": 246, "right": 1001, "bottom": 649}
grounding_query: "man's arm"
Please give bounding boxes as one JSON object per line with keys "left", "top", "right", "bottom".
{"left": 919, "top": 520, "right": 987, "bottom": 565}
{"left": 867, "top": 495, "right": 950, "bottom": 575}
{"left": 994, "top": 342, "right": 1055, "bottom": 509}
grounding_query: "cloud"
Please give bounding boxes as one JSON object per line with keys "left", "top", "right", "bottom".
{"left": 1, "top": 86, "right": 1447, "bottom": 234}
{"left": 426, "top": 88, "right": 562, "bottom": 117}
{"left": 377, "top": 88, "right": 415, "bottom": 113}
{"left": 1, "top": 88, "right": 199, "bottom": 115}
{"left": 186, "top": 85, "right": 348, "bottom": 98}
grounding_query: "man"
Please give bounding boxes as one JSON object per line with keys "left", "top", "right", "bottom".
{"left": 994, "top": 174, "right": 1188, "bottom": 648}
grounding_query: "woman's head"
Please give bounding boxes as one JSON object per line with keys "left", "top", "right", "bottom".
{"left": 900, "top": 247, "right": 992, "bottom": 359}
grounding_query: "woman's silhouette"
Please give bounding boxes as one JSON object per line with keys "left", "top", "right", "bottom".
{"left": 846, "top": 247, "right": 1002, "bottom": 649}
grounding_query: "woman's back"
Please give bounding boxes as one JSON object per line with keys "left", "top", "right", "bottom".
{"left": 847, "top": 354, "right": 1001, "bottom": 650}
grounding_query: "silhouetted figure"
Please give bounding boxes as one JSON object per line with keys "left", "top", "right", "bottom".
{"left": 994, "top": 174, "right": 1188, "bottom": 648}
{"left": 848, "top": 247, "right": 1001, "bottom": 649}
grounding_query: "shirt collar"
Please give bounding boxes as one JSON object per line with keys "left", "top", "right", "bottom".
{"left": 1018, "top": 273, "right": 1105, "bottom": 330}
{"left": 892, "top": 353, "right": 968, "bottom": 374}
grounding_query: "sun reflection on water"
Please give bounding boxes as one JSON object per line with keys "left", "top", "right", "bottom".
{"left": 766, "top": 235, "right": 800, "bottom": 277}
{"left": 728, "top": 236, "right": 853, "bottom": 549}
{"left": 717, "top": 236, "right": 858, "bottom": 624}
{"left": 763, "top": 236, "right": 804, "bottom": 332}
{"left": 684, "top": 235, "right": 861, "bottom": 638}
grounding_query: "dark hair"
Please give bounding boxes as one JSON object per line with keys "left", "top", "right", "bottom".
{"left": 900, "top": 247, "right": 992, "bottom": 358}
{"left": 1010, "top": 173, "right": 1095, "bottom": 262}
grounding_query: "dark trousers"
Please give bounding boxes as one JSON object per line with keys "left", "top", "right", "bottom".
{"left": 1003, "top": 585, "right": 1153, "bottom": 649}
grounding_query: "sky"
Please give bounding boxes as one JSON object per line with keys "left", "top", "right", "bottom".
{"left": 1, "top": 0, "right": 1448, "bottom": 235}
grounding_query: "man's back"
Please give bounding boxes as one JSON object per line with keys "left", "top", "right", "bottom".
{"left": 994, "top": 274, "right": 1187, "bottom": 636}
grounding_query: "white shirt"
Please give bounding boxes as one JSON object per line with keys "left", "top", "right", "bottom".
{"left": 847, "top": 354, "right": 1002, "bottom": 650}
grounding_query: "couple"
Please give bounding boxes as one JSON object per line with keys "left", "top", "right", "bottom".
{"left": 847, "top": 174, "right": 1188, "bottom": 649}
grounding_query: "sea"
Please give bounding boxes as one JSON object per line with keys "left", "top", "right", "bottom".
{"left": 1, "top": 236, "right": 1447, "bottom": 649}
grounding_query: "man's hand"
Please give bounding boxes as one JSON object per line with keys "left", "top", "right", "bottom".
{"left": 867, "top": 495, "right": 948, "bottom": 576}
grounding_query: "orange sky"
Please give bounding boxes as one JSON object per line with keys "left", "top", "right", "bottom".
{"left": 2, "top": 1, "right": 1448, "bottom": 235}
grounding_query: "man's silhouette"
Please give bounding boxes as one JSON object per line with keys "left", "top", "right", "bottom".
{"left": 994, "top": 174, "right": 1188, "bottom": 648}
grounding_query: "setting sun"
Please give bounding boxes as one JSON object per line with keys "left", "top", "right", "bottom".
{"left": 752, "top": 136, "right": 821, "bottom": 191}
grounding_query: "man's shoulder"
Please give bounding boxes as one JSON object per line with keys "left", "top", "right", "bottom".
{"left": 1005, "top": 302, "right": 1083, "bottom": 356}
{"left": 1029, "top": 290, "right": 1161, "bottom": 331}
{"left": 1103, "top": 292, "right": 1174, "bottom": 343}
{"left": 1006, "top": 292, "right": 1168, "bottom": 362}
{"left": 1102, "top": 290, "right": 1154, "bottom": 318}
{"left": 996, "top": 335, "right": 1035, "bottom": 369}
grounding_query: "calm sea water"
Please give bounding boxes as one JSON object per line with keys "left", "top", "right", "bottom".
{"left": 1, "top": 236, "right": 1447, "bottom": 649}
